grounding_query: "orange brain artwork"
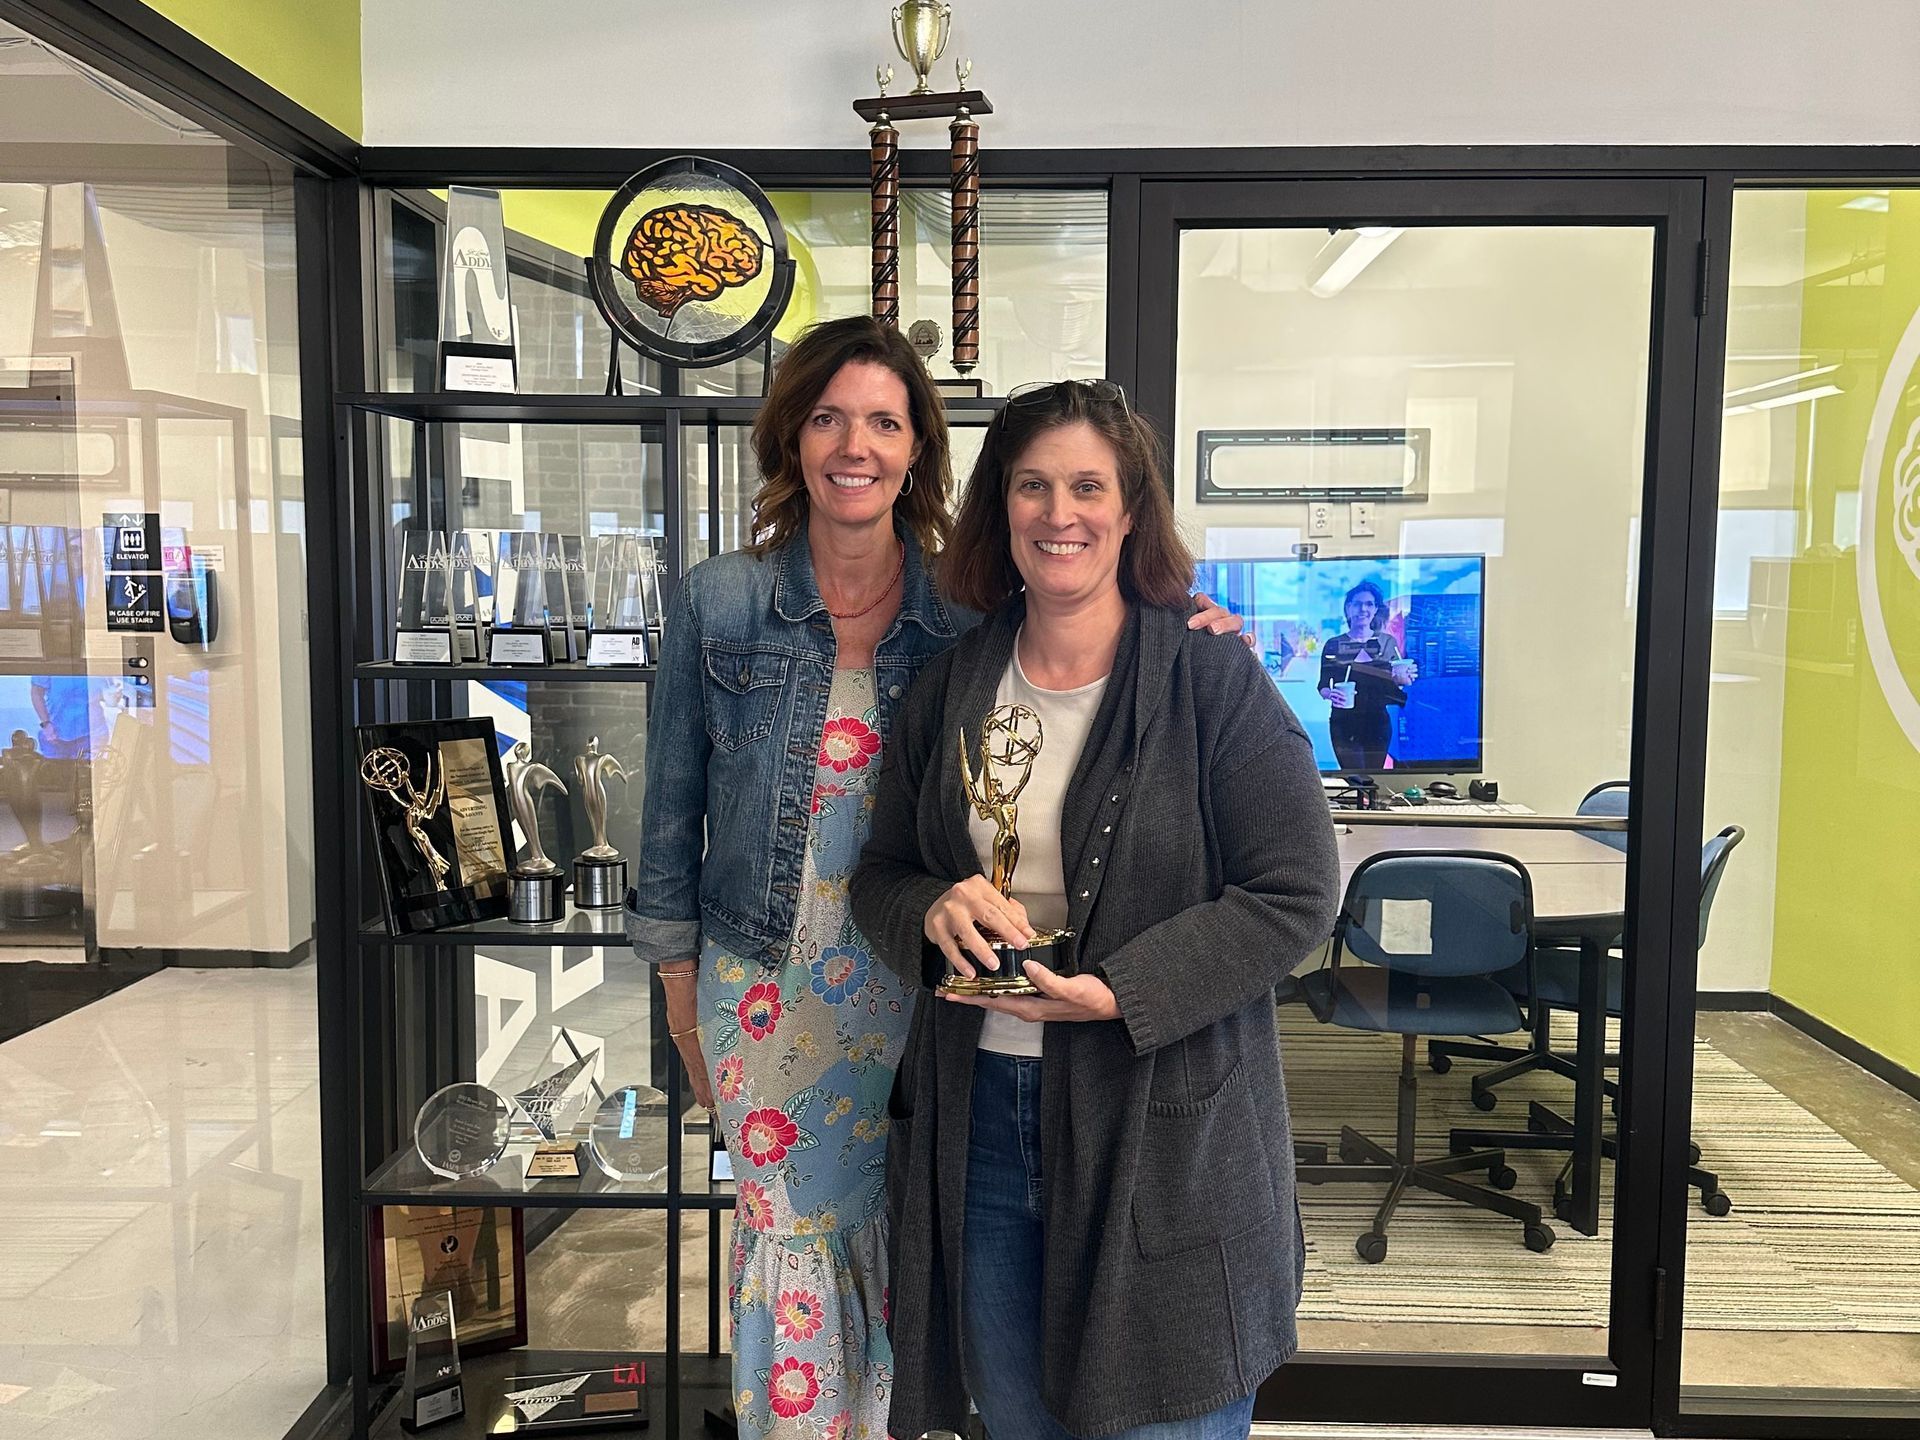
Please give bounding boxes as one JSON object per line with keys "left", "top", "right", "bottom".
{"left": 621, "top": 203, "right": 765, "bottom": 323}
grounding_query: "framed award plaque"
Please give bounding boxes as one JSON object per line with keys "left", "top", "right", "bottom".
{"left": 357, "top": 718, "right": 514, "bottom": 934}
{"left": 369, "top": 1204, "right": 528, "bottom": 1375}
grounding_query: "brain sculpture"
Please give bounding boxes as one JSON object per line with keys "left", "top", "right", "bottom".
{"left": 1897, "top": 416, "right": 1920, "bottom": 582}
{"left": 620, "top": 203, "right": 765, "bottom": 323}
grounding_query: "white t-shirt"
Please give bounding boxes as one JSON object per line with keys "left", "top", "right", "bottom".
{"left": 969, "top": 636, "right": 1108, "bottom": 1057}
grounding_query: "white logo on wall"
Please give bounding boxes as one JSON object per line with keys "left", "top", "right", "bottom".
{"left": 1856, "top": 302, "right": 1920, "bottom": 752}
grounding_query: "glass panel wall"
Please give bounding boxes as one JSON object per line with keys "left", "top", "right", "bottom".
{"left": 1685, "top": 187, "right": 1920, "bottom": 1423}
{"left": 1173, "top": 223, "right": 1655, "bottom": 1357}
{"left": 0, "top": 17, "right": 319, "bottom": 1438}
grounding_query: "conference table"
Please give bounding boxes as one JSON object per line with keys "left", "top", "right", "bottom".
{"left": 1330, "top": 819, "right": 1627, "bottom": 1237}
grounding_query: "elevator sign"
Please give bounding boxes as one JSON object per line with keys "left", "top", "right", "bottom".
{"left": 103, "top": 510, "right": 163, "bottom": 631}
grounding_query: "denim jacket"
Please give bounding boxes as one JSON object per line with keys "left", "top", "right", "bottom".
{"left": 626, "top": 525, "right": 973, "bottom": 966}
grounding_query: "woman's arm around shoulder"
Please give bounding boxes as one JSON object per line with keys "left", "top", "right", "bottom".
{"left": 1099, "top": 632, "right": 1342, "bottom": 1054}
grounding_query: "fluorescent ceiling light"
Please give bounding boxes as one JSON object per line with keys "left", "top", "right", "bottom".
{"left": 1842, "top": 194, "right": 1890, "bottom": 213}
{"left": 1305, "top": 227, "right": 1403, "bottom": 298}
{"left": 1723, "top": 363, "right": 1839, "bottom": 401}
{"left": 1724, "top": 383, "right": 1842, "bottom": 416}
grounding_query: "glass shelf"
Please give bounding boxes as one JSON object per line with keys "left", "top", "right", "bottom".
{"left": 359, "top": 893, "right": 631, "bottom": 948}
{"left": 362, "top": 1140, "right": 734, "bottom": 1211}
{"left": 370, "top": 1349, "right": 732, "bottom": 1440}
{"left": 355, "top": 660, "right": 658, "bottom": 684}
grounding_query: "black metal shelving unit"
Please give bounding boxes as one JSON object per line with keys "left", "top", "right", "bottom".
{"left": 335, "top": 384, "right": 730, "bottom": 1440}
{"left": 332, "top": 381, "right": 1006, "bottom": 1440}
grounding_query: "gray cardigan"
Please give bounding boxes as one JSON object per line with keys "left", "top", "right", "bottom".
{"left": 850, "top": 598, "right": 1340, "bottom": 1439}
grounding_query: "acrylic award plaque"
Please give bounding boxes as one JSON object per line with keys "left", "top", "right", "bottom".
{"left": 490, "top": 532, "right": 551, "bottom": 666}
{"left": 415, "top": 1082, "right": 512, "bottom": 1180}
{"left": 395, "top": 532, "right": 455, "bottom": 664}
{"left": 512, "top": 1042, "right": 600, "bottom": 1179}
{"left": 447, "top": 531, "right": 480, "bottom": 661}
{"left": 540, "top": 533, "right": 579, "bottom": 663}
{"left": 585, "top": 534, "right": 649, "bottom": 667}
{"left": 401, "top": 1289, "right": 465, "bottom": 1432}
{"left": 497, "top": 1363, "right": 649, "bottom": 1433}
{"left": 559, "top": 534, "right": 591, "bottom": 660}
{"left": 585, "top": 1085, "right": 670, "bottom": 1185}
{"left": 587, "top": 156, "right": 795, "bottom": 371}
{"left": 439, "top": 185, "right": 517, "bottom": 392}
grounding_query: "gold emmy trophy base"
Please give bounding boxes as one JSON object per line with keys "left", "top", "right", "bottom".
{"left": 939, "top": 925, "right": 1073, "bottom": 997}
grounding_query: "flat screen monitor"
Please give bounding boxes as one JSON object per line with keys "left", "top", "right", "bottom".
{"left": 1191, "top": 553, "right": 1485, "bottom": 775}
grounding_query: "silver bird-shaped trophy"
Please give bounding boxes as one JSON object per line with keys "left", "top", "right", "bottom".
{"left": 506, "top": 740, "right": 569, "bottom": 922}
{"left": 571, "top": 736, "right": 632, "bottom": 909}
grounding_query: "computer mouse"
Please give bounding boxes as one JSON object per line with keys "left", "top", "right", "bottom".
{"left": 1427, "top": 781, "right": 1458, "bottom": 798}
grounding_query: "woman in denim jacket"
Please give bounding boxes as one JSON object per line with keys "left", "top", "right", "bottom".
{"left": 629, "top": 317, "right": 1241, "bottom": 1440}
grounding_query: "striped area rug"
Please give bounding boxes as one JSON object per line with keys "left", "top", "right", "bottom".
{"left": 1279, "top": 1009, "right": 1920, "bottom": 1331}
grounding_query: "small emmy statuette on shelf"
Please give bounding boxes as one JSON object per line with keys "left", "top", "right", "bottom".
{"left": 571, "top": 737, "right": 631, "bottom": 908}
{"left": 400, "top": 1289, "right": 464, "bottom": 1432}
{"left": 360, "top": 745, "right": 452, "bottom": 892}
{"left": 505, "top": 740, "right": 568, "bottom": 923}
{"left": 941, "top": 703, "right": 1074, "bottom": 997}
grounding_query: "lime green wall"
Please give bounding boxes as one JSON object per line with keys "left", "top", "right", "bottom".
{"left": 144, "top": 0, "right": 362, "bottom": 139}
{"left": 1769, "top": 191, "right": 1920, "bottom": 1074}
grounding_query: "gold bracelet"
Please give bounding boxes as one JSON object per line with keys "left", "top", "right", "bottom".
{"left": 668, "top": 1024, "right": 700, "bottom": 1040}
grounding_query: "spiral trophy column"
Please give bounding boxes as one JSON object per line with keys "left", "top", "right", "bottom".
{"left": 853, "top": 3, "right": 992, "bottom": 388}
{"left": 949, "top": 100, "right": 981, "bottom": 377}
{"left": 869, "top": 104, "right": 901, "bottom": 328}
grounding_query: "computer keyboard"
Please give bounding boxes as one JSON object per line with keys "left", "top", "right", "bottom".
{"left": 1327, "top": 797, "right": 1535, "bottom": 816}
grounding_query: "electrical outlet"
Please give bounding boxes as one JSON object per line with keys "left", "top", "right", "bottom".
{"left": 1350, "top": 501, "right": 1376, "bottom": 537}
{"left": 1308, "top": 502, "right": 1335, "bottom": 538}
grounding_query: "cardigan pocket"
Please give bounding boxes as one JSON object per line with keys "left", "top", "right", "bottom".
{"left": 1132, "top": 1058, "right": 1278, "bottom": 1261}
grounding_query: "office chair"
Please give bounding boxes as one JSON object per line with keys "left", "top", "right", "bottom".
{"left": 1448, "top": 824, "right": 1747, "bottom": 1219}
{"left": 1296, "top": 852, "right": 1555, "bottom": 1263}
{"left": 1425, "top": 780, "right": 1629, "bottom": 1103}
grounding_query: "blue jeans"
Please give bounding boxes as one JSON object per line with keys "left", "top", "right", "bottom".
{"left": 964, "top": 1053, "right": 1258, "bottom": 1440}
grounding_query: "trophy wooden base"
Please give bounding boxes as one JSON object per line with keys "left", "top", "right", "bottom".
{"left": 509, "top": 869, "right": 567, "bottom": 923}
{"left": 938, "top": 928, "right": 1073, "bottom": 997}
{"left": 572, "top": 854, "right": 627, "bottom": 910}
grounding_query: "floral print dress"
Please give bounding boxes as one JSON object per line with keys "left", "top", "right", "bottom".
{"left": 698, "top": 668, "right": 912, "bottom": 1440}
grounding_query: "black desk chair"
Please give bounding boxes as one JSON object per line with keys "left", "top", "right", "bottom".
{"left": 1426, "top": 780, "right": 1629, "bottom": 1104}
{"left": 1297, "top": 851, "right": 1555, "bottom": 1262}
{"left": 1448, "top": 824, "right": 1746, "bottom": 1219}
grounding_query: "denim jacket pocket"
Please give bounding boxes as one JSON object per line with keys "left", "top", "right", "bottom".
{"left": 702, "top": 644, "right": 790, "bottom": 752}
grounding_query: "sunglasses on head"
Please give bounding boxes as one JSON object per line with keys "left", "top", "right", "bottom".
{"left": 1003, "top": 378, "right": 1133, "bottom": 417}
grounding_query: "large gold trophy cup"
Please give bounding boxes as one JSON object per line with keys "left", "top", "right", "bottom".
{"left": 941, "top": 704, "right": 1074, "bottom": 997}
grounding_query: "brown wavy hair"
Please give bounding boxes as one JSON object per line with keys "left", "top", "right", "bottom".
{"left": 745, "top": 315, "right": 953, "bottom": 558}
{"left": 940, "top": 381, "right": 1195, "bottom": 612}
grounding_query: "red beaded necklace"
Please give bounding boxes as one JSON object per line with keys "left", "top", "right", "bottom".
{"left": 824, "top": 541, "right": 905, "bottom": 621}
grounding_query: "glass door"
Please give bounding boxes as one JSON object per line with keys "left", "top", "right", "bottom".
{"left": 1132, "top": 178, "right": 1709, "bottom": 1429}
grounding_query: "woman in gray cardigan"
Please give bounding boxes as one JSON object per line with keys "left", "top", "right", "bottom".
{"left": 850, "top": 380, "right": 1341, "bottom": 1440}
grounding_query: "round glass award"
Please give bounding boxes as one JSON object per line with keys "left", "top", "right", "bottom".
{"left": 414, "top": 1082, "right": 511, "bottom": 1179}
{"left": 585, "top": 1084, "right": 670, "bottom": 1185}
